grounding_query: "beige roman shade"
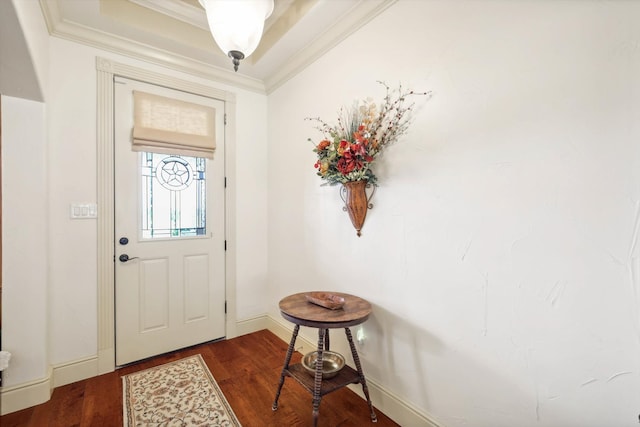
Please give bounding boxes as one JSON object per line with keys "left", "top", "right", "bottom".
{"left": 133, "top": 91, "right": 216, "bottom": 159}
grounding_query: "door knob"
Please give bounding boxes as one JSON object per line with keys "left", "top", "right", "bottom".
{"left": 119, "top": 254, "right": 139, "bottom": 262}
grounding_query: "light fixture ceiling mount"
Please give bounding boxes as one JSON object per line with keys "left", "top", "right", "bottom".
{"left": 199, "top": 0, "right": 274, "bottom": 72}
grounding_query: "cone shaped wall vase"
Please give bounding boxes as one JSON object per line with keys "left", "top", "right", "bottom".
{"left": 340, "top": 180, "right": 375, "bottom": 237}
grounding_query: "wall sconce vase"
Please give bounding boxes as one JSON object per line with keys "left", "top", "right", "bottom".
{"left": 340, "top": 181, "right": 375, "bottom": 237}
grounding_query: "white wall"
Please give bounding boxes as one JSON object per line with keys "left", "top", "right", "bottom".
{"left": 2, "top": 31, "right": 269, "bottom": 390}
{"left": 46, "top": 39, "right": 100, "bottom": 365}
{"left": 10, "top": 0, "right": 50, "bottom": 101}
{"left": 4, "top": 0, "right": 640, "bottom": 424}
{"left": 267, "top": 1, "right": 640, "bottom": 426}
{"left": 0, "top": 0, "right": 48, "bottom": 102}
{"left": 46, "top": 38, "right": 270, "bottom": 366}
{"left": 1, "top": 96, "right": 49, "bottom": 387}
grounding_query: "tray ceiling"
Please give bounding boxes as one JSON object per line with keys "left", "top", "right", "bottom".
{"left": 40, "top": 0, "right": 395, "bottom": 93}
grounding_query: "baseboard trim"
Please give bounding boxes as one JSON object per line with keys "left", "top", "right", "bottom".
{"left": 235, "top": 314, "right": 269, "bottom": 337}
{"left": 0, "top": 316, "right": 268, "bottom": 415}
{"left": 1, "top": 315, "right": 441, "bottom": 426}
{"left": 1, "top": 355, "right": 102, "bottom": 415}
{"left": 52, "top": 355, "right": 99, "bottom": 388}
{"left": 1, "top": 365, "right": 53, "bottom": 416}
{"left": 265, "top": 314, "right": 441, "bottom": 427}
{"left": 350, "top": 375, "right": 441, "bottom": 427}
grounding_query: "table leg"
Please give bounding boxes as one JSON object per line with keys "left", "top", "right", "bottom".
{"left": 345, "top": 327, "right": 378, "bottom": 422}
{"left": 272, "top": 324, "right": 300, "bottom": 411}
{"left": 312, "top": 328, "right": 325, "bottom": 427}
{"left": 324, "top": 328, "right": 330, "bottom": 351}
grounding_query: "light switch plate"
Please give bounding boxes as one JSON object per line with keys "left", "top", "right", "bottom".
{"left": 70, "top": 203, "right": 97, "bottom": 219}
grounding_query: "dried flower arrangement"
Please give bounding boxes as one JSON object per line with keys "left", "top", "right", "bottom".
{"left": 307, "top": 81, "right": 430, "bottom": 186}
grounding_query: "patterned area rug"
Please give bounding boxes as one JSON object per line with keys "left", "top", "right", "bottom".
{"left": 122, "top": 354, "right": 241, "bottom": 426}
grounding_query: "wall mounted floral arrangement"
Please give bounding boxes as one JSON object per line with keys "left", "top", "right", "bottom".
{"left": 307, "top": 81, "right": 429, "bottom": 236}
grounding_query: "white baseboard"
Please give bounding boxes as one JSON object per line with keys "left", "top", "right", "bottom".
{"left": 349, "top": 375, "right": 442, "bottom": 427}
{"left": 97, "top": 347, "right": 116, "bottom": 375}
{"left": 1, "top": 315, "right": 441, "bottom": 426}
{"left": 1, "top": 355, "right": 100, "bottom": 415}
{"left": 0, "top": 316, "right": 275, "bottom": 415}
{"left": 1, "top": 365, "right": 53, "bottom": 416}
{"left": 266, "top": 314, "right": 321, "bottom": 356}
{"left": 52, "top": 356, "right": 99, "bottom": 388}
{"left": 264, "top": 314, "right": 442, "bottom": 427}
{"left": 235, "top": 314, "right": 269, "bottom": 337}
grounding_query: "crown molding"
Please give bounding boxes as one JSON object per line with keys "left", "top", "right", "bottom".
{"left": 128, "top": 0, "right": 209, "bottom": 30}
{"left": 39, "top": 0, "right": 266, "bottom": 94}
{"left": 38, "top": 0, "right": 397, "bottom": 94}
{"left": 263, "top": 0, "right": 397, "bottom": 94}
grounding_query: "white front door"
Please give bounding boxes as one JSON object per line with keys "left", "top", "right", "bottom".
{"left": 114, "top": 77, "right": 226, "bottom": 366}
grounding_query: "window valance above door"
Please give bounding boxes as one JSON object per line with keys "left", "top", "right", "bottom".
{"left": 132, "top": 91, "right": 216, "bottom": 159}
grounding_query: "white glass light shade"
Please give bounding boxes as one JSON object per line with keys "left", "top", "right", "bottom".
{"left": 200, "top": 0, "right": 274, "bottom": 60}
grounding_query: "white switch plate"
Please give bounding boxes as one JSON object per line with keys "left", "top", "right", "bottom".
{"left": 70, "top": 203, "right": 97, "bottom": 219}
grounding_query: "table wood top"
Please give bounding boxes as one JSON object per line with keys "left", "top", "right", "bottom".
{"left": 278, "top": 292, "right": 372, "bottom": 328}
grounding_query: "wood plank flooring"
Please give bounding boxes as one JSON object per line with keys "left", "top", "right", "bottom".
{"left": 1, "top": 329, "right": 400, "bottom": 426}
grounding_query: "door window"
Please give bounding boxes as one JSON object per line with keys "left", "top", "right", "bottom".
{"left": 140, "top": 152, "right": 206, "bottom": 239}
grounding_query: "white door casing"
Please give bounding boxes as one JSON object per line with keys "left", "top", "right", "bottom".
{"left": 114, "top": 77, "right": 226, "bottom": 366}
{"left": 96, "top": 58, "right": 238, "bottom": 375}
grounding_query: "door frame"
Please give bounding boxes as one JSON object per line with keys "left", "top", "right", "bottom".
{"left": 96, "top": 58, "right": 238, "bottom": 374}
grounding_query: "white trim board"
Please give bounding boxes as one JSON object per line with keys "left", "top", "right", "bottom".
{"left": 0, "top": 356, "right": 98, "bottom": 415}
{"left": 264, "top": 315, "right": 441, "bottom": 427}
{"left": 38, "top": 0, "right": 397, "bottom": 94}
{"left": 1, "top": 366, "right": 53, "bottom": 416}
{"left": 95, "top": 57, "right": 238, "bottom": 375}
{"left": 1, "top": 316, "right": 439, "bottom": 426}
{"left": 39, "top": 0, "right": 265, "bottom": 94}
{"left": 1, "top": 316, "right": 260, "bottom": 416}
{"left": 52, "top": 356, "right": 99, "bottom": 389}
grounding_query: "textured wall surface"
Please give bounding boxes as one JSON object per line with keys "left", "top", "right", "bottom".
{"left": 267, "top": 1, "right": 640, "bottom": 425}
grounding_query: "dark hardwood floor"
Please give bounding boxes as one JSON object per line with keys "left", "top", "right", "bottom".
{"left": 1, "top": 329, "right": 399, "bottom": 426}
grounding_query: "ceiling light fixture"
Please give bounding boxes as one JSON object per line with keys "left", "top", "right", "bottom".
{"left": 199, "top": 0, "right": 274, "bottom": 72}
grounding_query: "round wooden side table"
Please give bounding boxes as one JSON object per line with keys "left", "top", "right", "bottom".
{"left": 272, "top": 292, "right": 377, "bottom": 426}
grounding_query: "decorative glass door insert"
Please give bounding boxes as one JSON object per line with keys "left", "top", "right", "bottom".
{"left": 140, "top": 152, "right": 206, "bottom": 239}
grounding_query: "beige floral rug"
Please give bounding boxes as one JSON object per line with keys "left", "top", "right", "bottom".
{"left": 122, "top": 354, "right": 241, "bottom": 426}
